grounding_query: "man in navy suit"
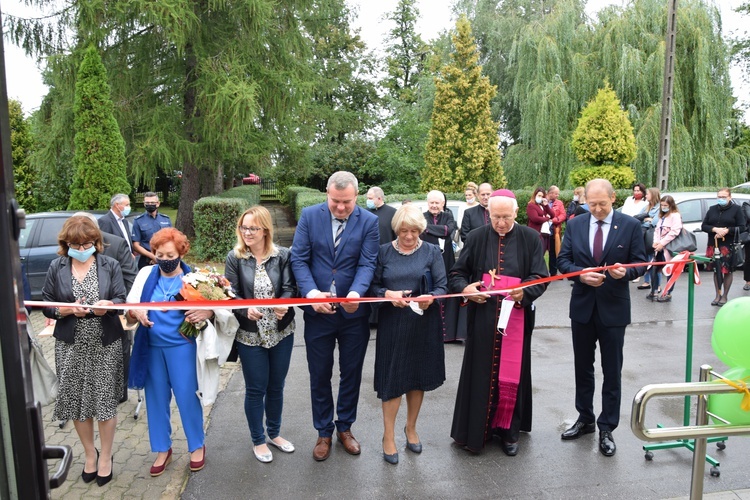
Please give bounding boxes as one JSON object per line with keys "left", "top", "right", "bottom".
{"left": 556, "top": 179, "right": 646, "bottom": 456}
{"left": 291, "top": 171, "right": 380, "bottom": 461}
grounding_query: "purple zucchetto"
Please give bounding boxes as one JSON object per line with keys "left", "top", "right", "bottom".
{"left": 490, "top": 189, "right": 516, "bottom": 199}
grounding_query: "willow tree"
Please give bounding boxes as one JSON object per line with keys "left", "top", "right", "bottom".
{"left": 69, "top": 45, "right": 130, "bottom": 209}
{"left": 422, "top": 15, "right": 505, "bottom": 193}
{"left": 6, "top": 0, "right": 315, "bottom": 235}
{"left": 592, "top": 0, "right": 743, "bottom": 187}
{"left": 495, "top": 0, "right": 744, "bottom": 189}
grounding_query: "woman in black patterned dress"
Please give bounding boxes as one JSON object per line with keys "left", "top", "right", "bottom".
{"left": 370, "top": 204, "right": 448, "bottom": 464}
{"left": 42, "top": 216, "right": 126, "bottom": 487}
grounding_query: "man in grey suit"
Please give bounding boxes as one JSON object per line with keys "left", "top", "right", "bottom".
{"left": 98, "top": 193, "right": 134, "bottom": 255}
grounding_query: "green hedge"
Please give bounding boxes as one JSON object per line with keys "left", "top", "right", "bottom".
{"left": 569, "top": 166, "right": 636, "bottom": 189}
{"left": 192, "top": 197, "right": 248, "bottom": 262}
{"left": 287, "top": 186, "right": 632, "bottom": 227}
{"left": 214, "top": 185, "right": 261, "bottom": 206}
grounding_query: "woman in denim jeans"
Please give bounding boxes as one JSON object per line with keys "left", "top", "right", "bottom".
{"left": 225, "top": 206, "right": 296, "bottom": 463}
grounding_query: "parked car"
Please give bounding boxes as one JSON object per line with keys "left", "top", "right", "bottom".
{"left": 663, "top": 192, "right": 750, "bottom": 252}
{"left": 242, "top": 173, "right": 261, "bottom": 185}
{"left": 19, "top": 210, "right": 137, "bottom": 300}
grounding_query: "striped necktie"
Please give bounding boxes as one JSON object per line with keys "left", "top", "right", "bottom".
{"left": 334, "top": 218, "right": 346, "bottom": 251}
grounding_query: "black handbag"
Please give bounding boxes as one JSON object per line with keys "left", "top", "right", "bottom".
{"left": 731, "top": 231, "right": 745, "bottom": 270}
{"left": 643, "top": 225, "right": 655, "bottom": 250}
{"left": 665, "top": 228, "right": 697, "bottom": 253}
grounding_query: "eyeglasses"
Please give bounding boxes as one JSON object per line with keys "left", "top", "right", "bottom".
{"left": 238, "top": 226, "right": 263, "bottom": 234}
{"left": 490, "top": 215, "right": 515, "bottom": 223}
{"left": 68, "top": 242, "right": 95, "bottom": 250}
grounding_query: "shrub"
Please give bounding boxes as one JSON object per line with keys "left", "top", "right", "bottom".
{"left": 569, "top": 166, "right": 635, "bottom": 190}
{"left": 192, "top": 197, "right": 248, "bottom": 262}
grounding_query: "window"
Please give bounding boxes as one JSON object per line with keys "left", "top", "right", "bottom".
{"left": 37, "top": 218, "right": 67, "bottom": 247}
{"left": 677, "top": 199, "right": 703, "bottom": 223}
{"left": 18, "top": 220, "right": 36, "bottom": 249}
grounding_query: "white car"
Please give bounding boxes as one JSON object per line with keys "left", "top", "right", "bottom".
{"left": 663, "top": 192, "right": 750, "bottom": 251}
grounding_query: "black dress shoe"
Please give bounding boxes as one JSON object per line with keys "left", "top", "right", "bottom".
{"left": 561, "top": 421, "right": 596, "bottom": 440}
{"left": 500, "top": 440, "right": 518, "bottom": 456}
{"left": 599, "top": 431, "right": 616, "bottom": 457}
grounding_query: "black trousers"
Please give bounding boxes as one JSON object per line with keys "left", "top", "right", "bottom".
{"left": 571, "top": 305, "right": 626, "bottom": 432}
{"left": 744, "top": 244, "right": 750, "bottom": 282}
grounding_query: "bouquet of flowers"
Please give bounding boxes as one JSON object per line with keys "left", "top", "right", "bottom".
{"left": 177, "top": 267, "right": 235, "bottom": 337}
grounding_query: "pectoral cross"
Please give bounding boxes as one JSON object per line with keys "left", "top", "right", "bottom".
{"left": 488, "top": 269, "right": 498, "bottom": 289}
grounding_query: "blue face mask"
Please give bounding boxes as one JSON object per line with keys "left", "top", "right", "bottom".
{"left": 366, "top": 199, "right": 376, "bottom": 210}
{"left": 661, "top": 206, "right": 669, "bottom": 213}
{"left": 717, "top": 198, "right": 728, "bottom": 207}
{"left": 121, "top": 205, "right": 131, "bottom": 217}
{"left": 68, "top": 246, "right": 96, "bottom": 262}
{"left": 157, "top": 257, "right": 181, "bottom": 274}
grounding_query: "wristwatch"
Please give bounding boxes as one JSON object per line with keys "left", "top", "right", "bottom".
{"left": 54, "top": 308, "right": 63, "bottom": 319}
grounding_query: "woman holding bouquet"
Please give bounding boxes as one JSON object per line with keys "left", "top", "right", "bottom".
{"left": 125, "top": 228, "right": 212, "bottom": 476}
{"left": 225, "top": 206, "right": 297, "bottom": 464}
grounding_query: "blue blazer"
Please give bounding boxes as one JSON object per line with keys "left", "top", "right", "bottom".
{"left": 557, "top": 210, "right": 647, "bottom": 327}
{"left": 291, "top": 203, "right": 380, "bottom": 319}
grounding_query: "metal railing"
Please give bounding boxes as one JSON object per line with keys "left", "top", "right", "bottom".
{"left": 631, "top": 364, "right": 750, "bottom": 500}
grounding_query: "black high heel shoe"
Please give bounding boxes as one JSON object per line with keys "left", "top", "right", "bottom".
{"left": 81, "top": 449, "right": 99, "bottom": 483}
{"left": 382, "top": 438, "right": 398, "bottom": 465}
{"left": 96, "top": 455, "right": 114, "bottom": 487}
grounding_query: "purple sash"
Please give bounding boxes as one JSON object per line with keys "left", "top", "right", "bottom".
{"left": 481, "top": 272, "right": 525, "bottom": 430}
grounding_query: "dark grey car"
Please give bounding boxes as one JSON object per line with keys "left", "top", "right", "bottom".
{"left": 19, "top": 210, "right": 137, "bottom": 300}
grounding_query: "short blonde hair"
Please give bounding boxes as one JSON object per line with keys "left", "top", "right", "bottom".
{"left": 391, "top": 204, "right": 426, "bottom": 233}
{"left": 234, "top": 205, "right": 274, "bottom": 259}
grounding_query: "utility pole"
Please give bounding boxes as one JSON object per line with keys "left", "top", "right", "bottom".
{"left": 656, "top": 0, "right": 678, "bottom": 191}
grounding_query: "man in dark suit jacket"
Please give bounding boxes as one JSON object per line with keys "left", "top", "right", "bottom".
{"left": 556, "top": 179, "right": 646, "bottom": 457}
{"left": 460, "top": 183, "right": 492, "bottom": 242}
{"left": 98, "top": 193, "right": 134, "bottom": 254}
{"left": 291, "top": 171, "right": 380, "bottom": 462}
{"left": 366, "top": 186, "right": 397, "bottom": 244}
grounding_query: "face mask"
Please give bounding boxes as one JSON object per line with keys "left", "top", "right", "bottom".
{"left": 717, "top": 198, "right": 728, "bottom": 207}
{"left": 144, "top": 204, "right": 158, "bottom": 213}
{"left": 661, "top": 207, "right": 669, "bottom": 213}
{"left": 573, "top": 195, "right": 579, "bottom": 202}
{"left": 156, "top": 257, "right": 181, "bottom": 274}
{"left": 633, "top": 192, "right": 643, "bottom": 200}
{"left": 69, "top": 246, "right": 96, "bottom": 263}
{"left": 466, "top": 197, "right": 475, "bottom": 204}
{"left": 366, "top": 199, "right": 376, "bottom": 210}
{"left": 120, "top": 206, "right": 131, "bottom": 217}
{"left": 535, "top": 196, "right": 543, "bottom": 204}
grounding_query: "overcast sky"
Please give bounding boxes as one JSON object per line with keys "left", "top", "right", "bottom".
{"left": 2, "top": 0, "right": 748, "bottom": 119}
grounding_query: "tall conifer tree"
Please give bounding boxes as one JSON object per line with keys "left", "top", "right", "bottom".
{"left": 422, "top": 15, "right": 505, "bottom": 193}
{"left": 69, "top": 45, "right": 130, "bottom": 210}
{"left": 9, "top": 100, "right": 36, "bottom": 212}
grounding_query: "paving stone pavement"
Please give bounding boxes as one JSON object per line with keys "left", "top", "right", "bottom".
{"left": 30, "top": 310, "right": 238, "bottom": 500}
{"left": 31, "top": 199, "right": 292, "bottom": 499}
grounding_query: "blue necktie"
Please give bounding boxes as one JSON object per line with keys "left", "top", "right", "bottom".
{"left": 334, "top": 219, "right": 346, "bottom": 251}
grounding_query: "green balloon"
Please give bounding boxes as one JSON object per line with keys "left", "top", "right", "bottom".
{"left": 711, "top": 297, "right": 750, "bottom": 369}
{"left": 707, "top": 367, "right": 750, "bottom": 425}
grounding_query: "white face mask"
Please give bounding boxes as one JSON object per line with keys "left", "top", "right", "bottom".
{"left": 466, "top": 197, "right": 475, "bottom": 204}
{"left": 573, "top": 195, "right": 579, "bottom": 202}
{"left": 535, "top": 196, "right": 543, "bottom": 204}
